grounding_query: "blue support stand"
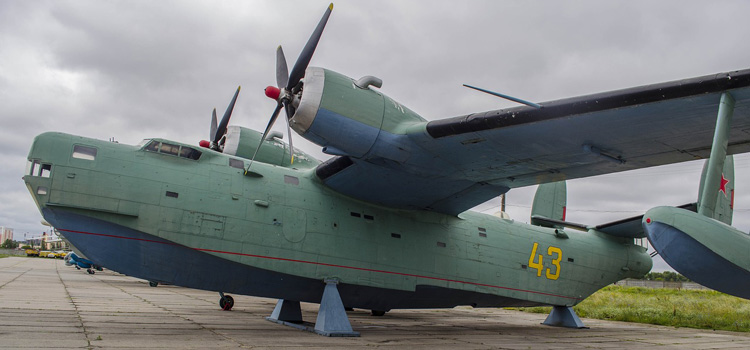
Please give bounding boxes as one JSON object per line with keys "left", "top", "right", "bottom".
{"left": 265, "top": 279, "right": 359, "bottom": 337}
{"left": 314, "top": 279, "right": 359, "bottom": 337}
{"left": 267, "top": 299, "right": 303, "bottom": 323}
{"left": 542, "top": 306, "right": 588, "bottom": 329}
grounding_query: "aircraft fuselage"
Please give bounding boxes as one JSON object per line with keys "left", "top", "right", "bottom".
{"left": 24, "top": 132, "right": 650, "bottom": 311}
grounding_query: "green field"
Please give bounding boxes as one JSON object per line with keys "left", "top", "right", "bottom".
{"left": 514, "top": 285, "right": 750, "bottom": 332}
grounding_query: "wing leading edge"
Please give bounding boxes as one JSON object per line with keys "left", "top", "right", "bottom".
{"left": 315, "top": 69, "right": 750, "bottom": 215}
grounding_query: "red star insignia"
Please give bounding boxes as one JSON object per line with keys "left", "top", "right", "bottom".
{"left": 719, "top": 173, "right": 730, "bottom": 196}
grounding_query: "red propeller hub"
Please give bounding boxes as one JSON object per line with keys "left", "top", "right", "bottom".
{"left": 199, "top": 140, "right": 210, "bottom": 148}
{"left": 265, "top": 86, "right": 281, "bottom": 101}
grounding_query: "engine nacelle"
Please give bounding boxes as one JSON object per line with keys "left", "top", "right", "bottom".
{"left": 222, "top": 126, "right": 319, "bottom": 169}
{"left": 291, "top": 67, "right": 426, "bottom": 159}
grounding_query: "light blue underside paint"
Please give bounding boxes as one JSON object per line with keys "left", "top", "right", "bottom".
{"left": 646, "top": 221, "right": 750, "bottom": 299}
{"left": 307, "top": 107, "right": 510, "bottom": 214}
{"left": 43, "top": 207, "right": 541, "bottom": 310}
{"left": 305, "top": 108, "right": 380, "bottom": 158}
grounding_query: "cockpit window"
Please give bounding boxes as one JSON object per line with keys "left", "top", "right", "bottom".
{"left": 72, "top": 145, "right": 97, "bottom": 160}
{"left": 160, "top": 142, "right": 180, "bottom": 156}
{"left": 143, "top": 140, "right": 201, "bottom": 160}
{"left": 144, "top": 140, "right": 160, "bottom": 152}
{"left": 180, "top": 146, "right": 202, "bottom": 160}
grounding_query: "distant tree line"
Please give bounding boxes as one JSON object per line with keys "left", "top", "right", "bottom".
{"left": 1, "top": 239, "right": 19, "bottom": 249}
{"left": 639, "top": 271, "right": 691, "bottom": 282}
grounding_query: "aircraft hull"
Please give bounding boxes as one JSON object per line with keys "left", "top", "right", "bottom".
{"left": 43, "top": 207, "right": 543, "bottom": 311}
{"left": 645, "top": 207, "right": 750, "bottom": 299}
{"left": 24, "top": 132, "right": 650, "bottom": 312}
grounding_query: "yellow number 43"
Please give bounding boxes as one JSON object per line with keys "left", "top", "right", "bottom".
{"left": 528, "top": 242, "right": 562, "bottom": 280}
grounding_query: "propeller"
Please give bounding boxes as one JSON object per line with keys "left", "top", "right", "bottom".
{"left": 199, "top": 86, "right": 241, "bottom": 151}
{"left": 249, "top": 3, "right": 333, "bottom": 169}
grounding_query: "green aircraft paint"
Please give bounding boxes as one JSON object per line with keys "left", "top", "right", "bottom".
{"left": 24, "top": 131, "right": 650, "bottom": 308}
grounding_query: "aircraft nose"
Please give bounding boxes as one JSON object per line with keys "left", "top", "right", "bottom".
{"left": 24, "top": 132, "right": 76, "bottom": 209}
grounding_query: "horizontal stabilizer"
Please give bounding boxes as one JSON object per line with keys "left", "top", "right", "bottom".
{"left": 529, "top": 215, "right": 588, "bottom": 232}
{"left": 596, "top": 203, "right": 696, "bottom": 238}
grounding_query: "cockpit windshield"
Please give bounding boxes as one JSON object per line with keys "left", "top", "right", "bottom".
{"left": 142, "top": 140, "right": 201, "bottom": 160}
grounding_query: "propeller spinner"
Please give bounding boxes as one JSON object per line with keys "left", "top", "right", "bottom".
{"left": 249, "top": 3, "right": 333, "bottom": 169}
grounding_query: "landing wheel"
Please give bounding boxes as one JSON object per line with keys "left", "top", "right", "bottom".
{"left": 371, "top": 310, "right": 386, "bottom": 316}
{"left": 149, "top": 281, "right": 158, "bottom": 287}
{"left": 86, "top": 268, "right": 95, "bottom": 275}
{"left": 219, "top": 295, "right": 234, "bottom": 311}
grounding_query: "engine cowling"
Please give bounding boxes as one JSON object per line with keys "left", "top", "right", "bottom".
{"left": 291, "top": 67, "right": 426, "bottom": 159}
{"left": 222, "top": 126, "right": 319, "bottom": 169}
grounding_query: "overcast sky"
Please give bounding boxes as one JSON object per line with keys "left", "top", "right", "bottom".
{"left": 2, "top": 0, "right": 750, "bottom": 271}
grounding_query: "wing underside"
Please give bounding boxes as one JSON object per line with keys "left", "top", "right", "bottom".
{"left": 316, "top": 69, "right": 750, "bottom": 215}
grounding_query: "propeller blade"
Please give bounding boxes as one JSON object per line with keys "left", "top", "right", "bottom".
{"left": 276, "top": 46, "right": 289, "bottom": 89}
{"left": 285, "top": 116, "right": 295, "bottom": 164}
{"left": 286, "top": 3, "right": 333, "bottom": 90}
{"left": 248, "top": 103, "right": 284, "bottom": 169}
{"left": 210, "top": 108, "right": 218, "bottom": 141}
{"left": 214, "top": 86, "right": 241, "bottom": 143}
{"left": 283, "top": 100, "right": 295, "bottom": 164}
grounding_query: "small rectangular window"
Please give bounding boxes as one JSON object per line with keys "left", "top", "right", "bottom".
{"left": 40, "top": 164, "right": 52, "bottom": 178}
{"left": 363, "top": 214, "right": 374, "bottom": 221}
{"left": 478, "top": 232, "right": 487, "bottom": 238}
{"left": 391, "top": 233, "right": 401, "bottom": 239}
{"left": 166, "top": 191, "right": 179, "bottom": 198}
{"left": 284, "top": 175, "right": 299, "bottom": 185}
{"left": 26, "top": 160, "right": 33, "bottom": 176}
{"left": 350, "top": 212, "right": 361, "bottom": 218}
{"left": 160, "top": 142, "right": 180, "bottom": 156}
{"left": 521, "top": 264, "right": 527, "bottom": 269}
{"left": 478, "top": 227, "right": 486, "bottom": 232}
{"left": 229, "top": 158, "right": 244, "bottom": 169}
{"left": 144, "top": 140, "right": 160, "bottom": 152}
{"left": 31, "top": 160, "right": 40, "bottom": 176}
{"left": 180, "top": 147, "right": 202, "bottom": 160}
{"left": 72, "top": 145, "right": 97, "bottom": 160}
{"left": 568, "top": 258, "right": 575, "bottom": 263}
{"left": 437, "top": 242, "right": 446, "bottom": 248}
{"left": 37, "top": 186, "right": 48, "bottom": 195}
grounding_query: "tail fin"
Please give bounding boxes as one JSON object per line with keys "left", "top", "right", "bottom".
{"left": 698, "top": 155, "right": 734, "bottom": 225}
{"left": 530, "top": 181, "right": 566, "bottom": 227}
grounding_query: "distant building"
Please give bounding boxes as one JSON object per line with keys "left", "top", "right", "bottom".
{"left": 41, "top": 230, "right": 70, "bottom": 251}
{"left": 0, "top": 227, "right": 13, "bottom": 243}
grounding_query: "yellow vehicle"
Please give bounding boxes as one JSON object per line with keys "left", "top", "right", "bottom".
{"left": 38, "top": 250, "right": 52, "bottom": 258}
{"left": 25, "top": 249, "right": 39, "bottom": 257}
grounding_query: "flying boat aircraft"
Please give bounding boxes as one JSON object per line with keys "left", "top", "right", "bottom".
{"left": 23, "top": 4, "right": 750, "bottom": 336}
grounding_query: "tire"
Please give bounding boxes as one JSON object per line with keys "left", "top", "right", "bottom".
{"left": 371, "top": 310, "right": 386, "bottom": 316}
{"left": 219, "top": 295, "right": 234, "bottom": 311}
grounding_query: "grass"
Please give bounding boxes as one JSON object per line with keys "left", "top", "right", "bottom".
{"left": 0, "top": 254, "right": 12, "bottom": 259}
{"left": 512, "top": 285, "right": 750, "bottom": 332}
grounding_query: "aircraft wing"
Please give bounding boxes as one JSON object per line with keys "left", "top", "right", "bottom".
{"left": 315, "top": 69, "right": 750, "bottom": 215}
